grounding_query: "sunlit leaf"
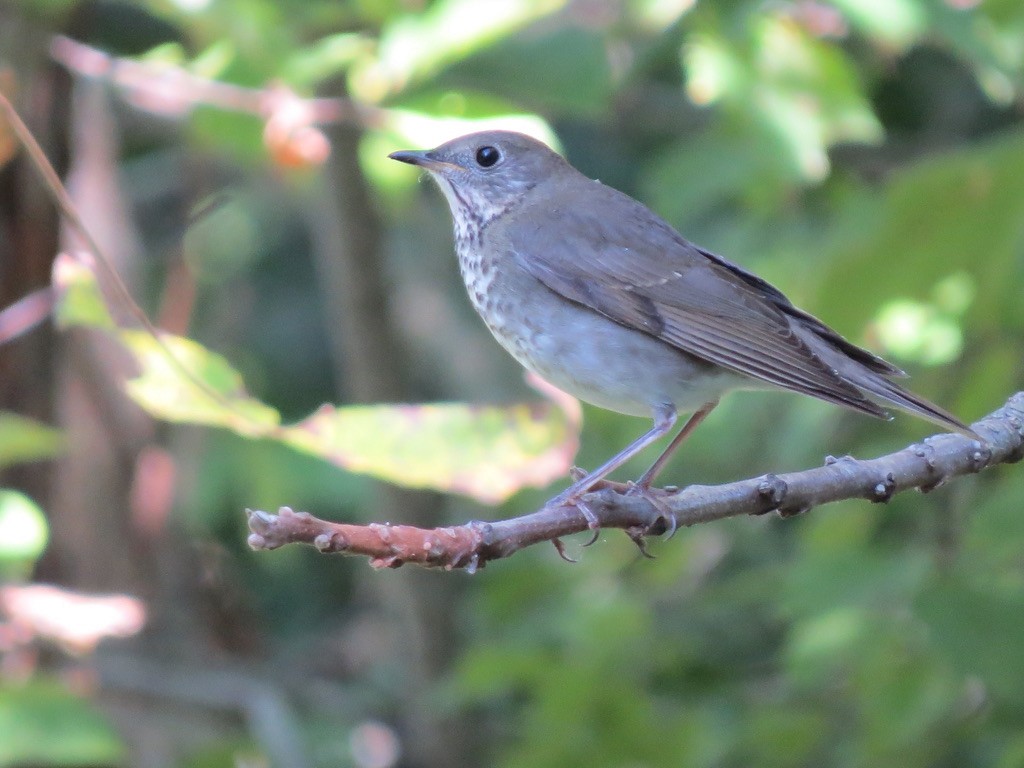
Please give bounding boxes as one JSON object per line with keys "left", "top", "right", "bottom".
{"left": 284, "top": 398, "right": 578, "bottom": 504}
{"left": 684, "top": 34, "right": 742, "bottom": 106}
{"left": 51, "top": 253, "right": 578, "bottom": 503}
{"left": 121, "top": 330, "right": 282, "bottom": 434}
{"left": 830, "top": 0, "right": 927, "bottom": 48}
{"left": 391, "top": 89, "right": 531, "bottom": 120}
{"left": 386, "top": 109, "right": 559, "bottom": 152}
{"left": 360, "top": 0, "right": 566, "bottom": 101}
{"left": 750, "top": 15, "right": 883, "bottom": 180}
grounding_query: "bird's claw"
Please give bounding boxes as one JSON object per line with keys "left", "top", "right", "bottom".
{"left": 545, "top": 484, "right": 602, "bottom": 547}
{"left": 625, "top": 526, "right": 656, "bottom": 559}
{"left": 551, "top": 537, "right": 578, "bottom": 563}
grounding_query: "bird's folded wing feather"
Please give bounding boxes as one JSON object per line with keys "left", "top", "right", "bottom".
{"left": 508, "top": 186, "right": 888, "bottom": 418}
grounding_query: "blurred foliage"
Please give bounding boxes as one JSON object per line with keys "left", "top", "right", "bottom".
{"left": 1, "top": 0, "right": 1023, "bottom": 766}
{"left": 51, "top": 254, "right": 578, "bottom": 502}
{"left": 0, "top": 680, "right": 123, "bottom": 766}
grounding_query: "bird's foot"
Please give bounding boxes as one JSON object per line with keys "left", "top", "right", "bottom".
{"left": 625, "top": 482, "right": 678, "bottom": 539}
{"left": 544, "top": 482, "right": 602, "bottom": 548}
{"left": 546, "top": 500, "right": 599, "bottom": 560}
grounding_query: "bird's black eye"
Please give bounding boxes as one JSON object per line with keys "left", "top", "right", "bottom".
{"left": 475, "top": 146, "right": 501, "bottom": 168}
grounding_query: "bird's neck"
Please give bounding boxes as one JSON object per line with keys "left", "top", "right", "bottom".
{"left": 449, "top": 193, "right": 517, "bottom": 256}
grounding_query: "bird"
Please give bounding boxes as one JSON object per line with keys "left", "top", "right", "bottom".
{"left": 389, "top": 130, "right": 973, "bottom": 527}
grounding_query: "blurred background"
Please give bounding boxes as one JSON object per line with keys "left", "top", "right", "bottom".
{"left": 1, "top": 0, "right": 1024, "bottom": 765}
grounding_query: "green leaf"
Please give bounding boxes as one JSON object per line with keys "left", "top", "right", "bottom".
{"left": 369, "top": 0, "right": 561, "bottom": 98}
{"left": 282, "top": 32, "right": 371, "bottom": 86}
{"left": 0, "top": 681, "right": 124, "bottom": 766}
{"left": 437, "top": 26, "right": 613, "bottom": 117}
{"left": 121, "top": 330, "right": 281, "bottom": 434}
{"left": 0, "top": 412, "right": 64, "bottom": 469}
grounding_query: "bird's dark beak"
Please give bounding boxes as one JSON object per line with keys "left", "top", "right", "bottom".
{"left": 388, "top": 149, "right": 430, "bottom": 166}
{"left": 388, "top": 149, "right": 463, "bottom": 173}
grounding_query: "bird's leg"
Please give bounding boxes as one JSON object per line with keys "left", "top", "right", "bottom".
{"left": 546, "top": 405, "right": 678, "bottom": 514}
{"left": 626, "top": 401, "right": 718, "bottom": 538}
{"left": 632, "top": 401, "right": 717, "bottom": 490}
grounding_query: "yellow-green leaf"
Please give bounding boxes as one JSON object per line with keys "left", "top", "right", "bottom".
{"left": 51, "top": 253, "right": 579, "bottom": 503}
{"left": 283, "top": 398, "right": 578, "bottom": 504}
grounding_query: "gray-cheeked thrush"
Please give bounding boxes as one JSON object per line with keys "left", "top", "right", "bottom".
{"left": 390, "top": 131, "right": 973, "bottom": 522}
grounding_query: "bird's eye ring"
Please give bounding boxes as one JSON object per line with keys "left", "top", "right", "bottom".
{"left": 475, "top": 146, "right": 501, "bottom": 168}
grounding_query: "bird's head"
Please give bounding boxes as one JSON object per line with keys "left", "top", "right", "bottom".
{"left": 389, "top": 130, "right": 568, "bottom": 225}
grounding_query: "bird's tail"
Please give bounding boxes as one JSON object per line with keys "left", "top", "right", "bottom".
{"left": 855, "top": 375, "right": 978, "bottom": 439}
{"left": 799, "top": 327, "right": 978, "bottom": 438}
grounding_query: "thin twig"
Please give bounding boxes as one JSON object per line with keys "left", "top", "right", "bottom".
{"left": 247, "top": 392, "right": 1024, "bottom": 572}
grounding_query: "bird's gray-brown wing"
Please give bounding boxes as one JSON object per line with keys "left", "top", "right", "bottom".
{"left": 507, "top": 183, "right": 888, "bottom": 418}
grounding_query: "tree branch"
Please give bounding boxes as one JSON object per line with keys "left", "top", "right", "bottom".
{"left": 49, "top": 35, "right": 383, "bottom": 127}
{"left": 247, "top": 392, "right": 1024, "bottom": 572}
